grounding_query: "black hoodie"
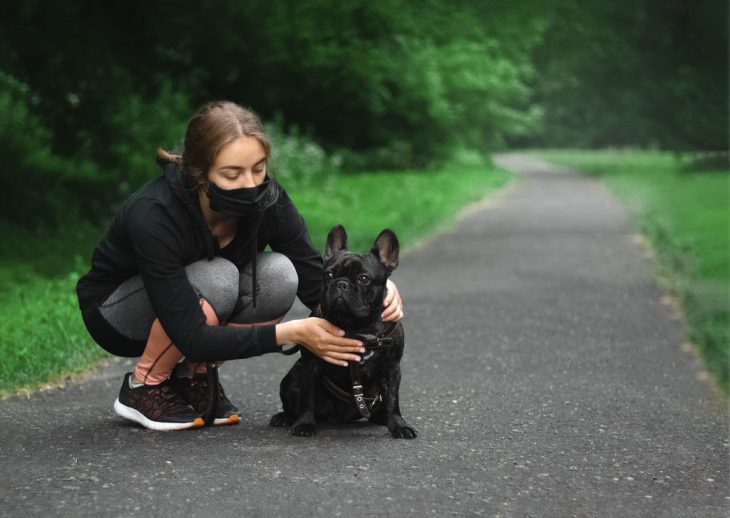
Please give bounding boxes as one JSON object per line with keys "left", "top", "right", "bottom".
{"left": 76, "top": 164, "right": 323, "bottom": 362}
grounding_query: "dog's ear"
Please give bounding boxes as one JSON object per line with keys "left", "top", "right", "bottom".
{"left": 371, "top": 229, "right": 399, "bottom": 271}
{"left": 325, "top": 224, "right": 348, "bottom": 261}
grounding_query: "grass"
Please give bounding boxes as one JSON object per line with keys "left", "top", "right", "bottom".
{"left": 0, "top": 219, "right": 114, "bottom": 395}
{"left": 0, "top": 156, "right": 511, "bottom": 395}
{"left": 532, "top": 149, "right": 729, "bottom": 393}
{"left": 292, "top": 161, "right": 512, "bottom": 253}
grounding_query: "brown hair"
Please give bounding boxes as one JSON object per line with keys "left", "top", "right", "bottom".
{"left": 156, "top": 101, "right": 271, "bottom": 190}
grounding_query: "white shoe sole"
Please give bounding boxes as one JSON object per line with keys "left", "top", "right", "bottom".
{"left": 114, "top": 398, "right": 204, "bottom": 431}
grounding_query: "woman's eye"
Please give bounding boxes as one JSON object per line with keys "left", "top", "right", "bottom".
{"left": 357, "top": 274, "right": 370, "bottom": 285}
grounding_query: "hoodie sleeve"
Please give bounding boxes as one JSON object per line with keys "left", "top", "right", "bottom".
{"left": 126, "top": 199, "right": 279, "bottom": 362}
{"left": 267, "top": 188, "right": 323, "bottom": 310}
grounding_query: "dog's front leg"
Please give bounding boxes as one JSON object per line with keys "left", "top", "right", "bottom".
{"left": 290, "top": 362, "right": 317, "bottom": 437}
{"left": 382, "top": 366, "right": 417, "bottom": 439}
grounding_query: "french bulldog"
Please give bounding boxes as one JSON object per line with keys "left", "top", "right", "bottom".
{"left": 270, "top": 224, "right": 417, "bottom": 439}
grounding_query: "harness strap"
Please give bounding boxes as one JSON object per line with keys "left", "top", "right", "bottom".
{"left": 322, "top": 375, "right": 380, "bottom": 408}
{"left": 350, "top": 362, "right": 371, "bottom": 418}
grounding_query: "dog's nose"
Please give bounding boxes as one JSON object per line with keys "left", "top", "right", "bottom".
{"left": 334, "top": 279, "right": 349, "bottom": 291}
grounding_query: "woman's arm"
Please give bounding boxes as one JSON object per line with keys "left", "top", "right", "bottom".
{"left": 275, "top": 318, "right": 365, "bottom": 367}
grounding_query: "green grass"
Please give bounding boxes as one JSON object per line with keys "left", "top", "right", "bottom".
{"left": 533, "top": 149, "right": 729, "bottom": 392}
{"left": 292, "top": 161, "right": 512, "bottom": 253}
{"left": 0, "top": 157, "right": 511, "bottom": 395}
{"left": 0, "top": 220, "right": 112, "bottom": 394}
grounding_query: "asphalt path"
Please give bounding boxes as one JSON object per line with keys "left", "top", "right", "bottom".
{"left": 1, "top": 153, "right": 727, "bottom": 517}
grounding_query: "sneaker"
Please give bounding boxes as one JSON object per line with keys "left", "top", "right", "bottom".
{"left": 113, "top": 373, "right": 204, "bottom": 431}
{"left": 171, "top": 369, "right": 241, "bottom": 426}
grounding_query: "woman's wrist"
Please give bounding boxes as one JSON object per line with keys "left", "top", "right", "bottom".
{"left": 275, "top": 320, "right": 301, "bottom": 346}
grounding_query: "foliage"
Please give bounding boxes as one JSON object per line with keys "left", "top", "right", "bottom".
{"left": 0, "top": 1, "right": 539, "bottom": 174}
{"left": 535, "top": 150, "right": 729, "bottom": 392}
{"left": 266, "top": 117, "right": 341, "bottom": 188}
{"left": 526, "top": 0, "right": 729, "bottom": 150}
{"left": 1, "top": 1, "right": 725, "bottom": 206}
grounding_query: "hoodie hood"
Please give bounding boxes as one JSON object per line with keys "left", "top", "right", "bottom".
{"left": 163, "top": 163, "right": 217, "bottom": 260}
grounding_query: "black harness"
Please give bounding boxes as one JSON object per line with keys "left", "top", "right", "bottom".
{"left": 281, "top": 305, "right": 398, "bottom": 418}
{"left": 323, "top": 322, "right": 398, "bottom": 418}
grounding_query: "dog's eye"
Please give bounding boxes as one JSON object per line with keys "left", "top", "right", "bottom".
{"left": 357, "top": 274, "right": 370, "bottom": 285}
{"left": 324, "top": 271, "right": 334, "bottom": 280}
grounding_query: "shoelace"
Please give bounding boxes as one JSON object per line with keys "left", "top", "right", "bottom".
{"left": 155, "top": 383, "right": 191, "bottom": 410}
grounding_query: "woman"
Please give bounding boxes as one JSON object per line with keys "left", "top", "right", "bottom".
{"left": 76, "top": 101, "right": 403, "bottom": 431}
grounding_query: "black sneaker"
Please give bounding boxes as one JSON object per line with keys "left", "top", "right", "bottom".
{"left": 113, "top": 373, "right": 204, "bottom": 431}
{"left": 171, "top": 369, "right": 241, "bottom": 426}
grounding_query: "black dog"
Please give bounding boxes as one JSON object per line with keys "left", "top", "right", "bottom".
{"left": 270, "top": 225, "right": 417, "bottom": 439}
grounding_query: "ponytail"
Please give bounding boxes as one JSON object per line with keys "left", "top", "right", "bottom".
{"left": 155, "top": 147, "right": 182, "bottom": 167}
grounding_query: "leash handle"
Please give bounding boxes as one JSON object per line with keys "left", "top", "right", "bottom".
{"left": 280, "top": 344, "right": 301, "bottom": 355}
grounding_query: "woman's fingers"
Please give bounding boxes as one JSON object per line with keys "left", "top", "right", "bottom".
{"left": 382, "top": 280, "right": 404, "bottom": 322}
{"left": 319, "top": 350, "right": 361, "bottom": 367}
{"left": 312, "top": 317, "right": 364, "bottom": 350}
{"left": 315, "top": 317, "right": 346, "bottom": 337}
{"left": 322, "top": 356, "right": 348, "bottom": 367}
{"left": 384, "top": 279, "right": 396, "bottom": 307}
{"left": 382, "top": 300, "right": 404, "bottom": 322}
{"left": 328, "top": 351, "right": 362, "bottom": 362}
{"left": 296, "top": 317, "right": 364, "bottom": 366}
{"left": 328, "top": 336, "right": 365, "bottom": 351}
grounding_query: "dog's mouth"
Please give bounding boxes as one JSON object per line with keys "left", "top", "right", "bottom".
{"left": 327, "top": 292, "right": 369, "bottom": 318}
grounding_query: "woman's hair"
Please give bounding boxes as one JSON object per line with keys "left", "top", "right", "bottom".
{"left": 156, "top": 101, "right": 271, "bottom": 190}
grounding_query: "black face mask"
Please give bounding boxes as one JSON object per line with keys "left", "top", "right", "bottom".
{"left": 206, "top": 180, "right": 271, "bottom": 219}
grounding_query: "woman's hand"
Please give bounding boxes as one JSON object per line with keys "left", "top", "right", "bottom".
{"left": 382, "top": 279, "right": 404, "bottom": 322}
{"left": 276, "top": 318, "right": 365, "bottom": 367}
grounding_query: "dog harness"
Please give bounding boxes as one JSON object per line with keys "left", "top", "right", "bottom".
{"left": 279, "top": 305, "right": 399, "bottom": 418}
{"left": 323, "top": 322, "right": 399, "bottom": 418}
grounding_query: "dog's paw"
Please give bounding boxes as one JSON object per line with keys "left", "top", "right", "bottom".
{"left": 291, "top": 423, "right": 316, "bottom": 436}
{"left": 389, "top": 424, "right": 417, "bottom": 439}
{"left": 269, "top": 412, "right": 294, "bottom": 427}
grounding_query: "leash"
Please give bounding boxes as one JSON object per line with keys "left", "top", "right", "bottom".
{"left": 202, "top": 362, "right": 220, "bottom": 426}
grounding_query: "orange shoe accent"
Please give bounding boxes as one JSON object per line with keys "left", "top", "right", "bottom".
{"left": 190, "top": 417, "right": 205, "bottom": 429}
{"left": 216, "top": 414, "right": 241, "bottom": 426}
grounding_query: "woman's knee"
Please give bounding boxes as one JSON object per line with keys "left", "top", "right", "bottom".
{"left": 233, "top": 252, "right": 299, "bottom": 323}
{"left": 185, "top": 257, "right": 240, "bottom": 322}
{"left": 255, "top": 252, "right": 298, "bottom": 303}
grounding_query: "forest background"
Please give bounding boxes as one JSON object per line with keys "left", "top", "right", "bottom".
{"left": 0, "top": 0, "right": 727, "bottom": 393}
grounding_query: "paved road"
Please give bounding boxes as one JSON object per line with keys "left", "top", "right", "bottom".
{"left": 1, "top": 154, "right": 727, "bottom": 517}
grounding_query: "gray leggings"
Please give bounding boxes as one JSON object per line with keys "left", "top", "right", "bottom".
{"left": 99, "top": 253, "right": 298, "bottom": 342}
